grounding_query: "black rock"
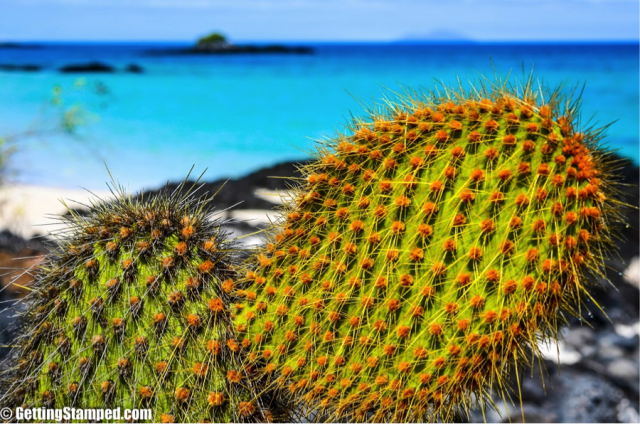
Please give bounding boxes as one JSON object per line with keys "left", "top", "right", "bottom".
{"left": 0, "top": 42, "right": 42, "bottom": 49}
{"left": 124, "top": 63, "right": 144, "bottom": 73}
{"left": 144, "top": 44, "right": 313, "bottom": 56}
{"left": 191, "top": 44, "right": 314, "bottom": 54}
{"left": 607, "top": 358, "right": 640, "bottom": 394}
{"left": 600, "top": 333, "right": 639, "bottom": 353}
{"left": 559, "top": 372, "right": 625, "bottom": 423}
{"left": 508, "top": 359, "right": 557, "bottom": 406}
{"left": 510, "top": 405, "right": 558, "bottom": 423}
{"left": 59, "top": 62, "right": 115, "bottom": 73}
{"left": 0, "top": 64, "right": 41, "bottom": 72}
{"left": 139, "top": 159, "right": 310, "bottom": 212}
{"left": 0, "top": 230, "right": 49, "bottom": 255}
{"left": 563, "top": 327, "right": 597, "bottom": 355}
{"left": 63, "top": 207, "right": 90, "bottom": 218}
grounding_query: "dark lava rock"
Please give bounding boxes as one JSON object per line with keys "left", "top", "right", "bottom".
{"left": 511, "top": 359, "right": 558, "bottom": 406}
{"left": 0, "top": 64, "right": 41, "bottom": 72}
{"left": 607, "top": 358, "right": 640, "bottom": 393}
{"left": 563, "top": 327, "right": 597, "bottom": 357}
{"left": 0, "top": 42, "right": 42, "bottom": 49}
{"left": 0, "top": 230, "right": 49, "bottom": 255}
{"left": 139, "top": 159, "right": 310, "bottom": 211}
{"left": 600, "top": 332, "right": 639, "bottom": 353}
{"left": 509, "top": 405, "right": 558, "bottom": 423}
{"left": 0, "top": 231, "right": 49, "bottom": 359}
{"left": 59, "top": 62, "right": 115, "bottom": 73}
{"left": 124, "top": 63, "right": 144, "bottom": 73}
{"left": 145, "top": 44, "right": 313, "bottom": 56}
{"left": 191, "top": 44, "right": 313, "bottom": 54}
{"left": 559, "top": 372, "right": 627, "bottom": 423}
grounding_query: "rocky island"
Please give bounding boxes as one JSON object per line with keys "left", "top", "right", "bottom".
{"left": 147, "top": 32, "right": 313, "bottom": 55}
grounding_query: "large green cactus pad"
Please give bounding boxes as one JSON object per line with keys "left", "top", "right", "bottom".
{"left": 235, "top": 81, "right": 624, "bottom": 422}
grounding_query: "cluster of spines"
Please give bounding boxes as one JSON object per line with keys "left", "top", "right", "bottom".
{"left": 1, "top": 187, "right": 281, "bottom": 422}
{"left": 234, "top": 86, "right": 620, "bottom": 422}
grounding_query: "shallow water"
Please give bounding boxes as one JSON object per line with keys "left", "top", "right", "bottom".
{"left": 0, "top": 42, "right": 637, "bottom": 190}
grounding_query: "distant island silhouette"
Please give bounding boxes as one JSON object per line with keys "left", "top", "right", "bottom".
{"left": 0, "top": 42, "right": 43, "bottom": 49}
{"left": 58, "top": 62, "right": 144, "bottom": 74}
{"left": 146, "top": 32, "right": 313, "bottom": 55}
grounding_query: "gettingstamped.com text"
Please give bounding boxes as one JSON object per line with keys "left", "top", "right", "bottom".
{"left": 4, "top": 407, "right": 152, "bottom": 422}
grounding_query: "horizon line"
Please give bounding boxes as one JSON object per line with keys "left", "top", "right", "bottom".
{"left": 2, "top": 39, "right": 639, "bottom": 44}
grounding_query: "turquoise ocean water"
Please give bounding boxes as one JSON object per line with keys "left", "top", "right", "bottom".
{"left": 0, "top": 42, "right": 637, "bottom": 191}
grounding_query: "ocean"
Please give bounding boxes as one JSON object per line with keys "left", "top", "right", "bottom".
{"left": 0, "top": 42, "right": 637, "bottom": 191}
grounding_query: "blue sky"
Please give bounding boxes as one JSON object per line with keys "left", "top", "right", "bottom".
{"left": 1, "top": 0, "right": 638, "bottom": 42}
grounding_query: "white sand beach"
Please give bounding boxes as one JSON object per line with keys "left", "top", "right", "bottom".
{"left": 0, "top": 184, "right": 111, "bottom": 239}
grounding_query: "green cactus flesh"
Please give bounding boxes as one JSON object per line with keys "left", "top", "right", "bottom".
{"left": 1, "top": 187, "right": 278, "bottom": 422}
{"left": 235, "top": 84, "right": 622, "bottom": 421}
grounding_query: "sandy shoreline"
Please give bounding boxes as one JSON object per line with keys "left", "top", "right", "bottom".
{"left": 0, "top": 184, "right": 111, "bottom": 239}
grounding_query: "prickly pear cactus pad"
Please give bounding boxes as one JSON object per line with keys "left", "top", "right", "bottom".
{"left": 0, "top": 184, "right": 279, "bottom": 422}
{"left": 235, "top": 80, "right": 626, "bottom": 422}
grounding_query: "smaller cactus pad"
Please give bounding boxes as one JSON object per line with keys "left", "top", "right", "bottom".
{"left": 0, "top": 184, "right": 282, "bottom": 422}
{"left": 235, "top": 80, "right": 626, "bottom": 422}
